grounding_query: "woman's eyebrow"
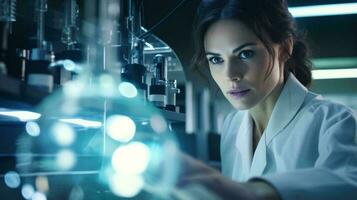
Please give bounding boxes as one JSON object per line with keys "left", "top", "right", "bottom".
{"left": 205, "top": 52, "right": 220, "bottom": 56}
{"left": 205, "top": 42, "right": 257, "bottom": 56}
{"left": 232, "top": 42, "right": 257, "bottom": 53}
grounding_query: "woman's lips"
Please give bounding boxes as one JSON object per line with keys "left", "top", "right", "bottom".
{"left": 227, "top": 89, "right": 250, "bottom": 99}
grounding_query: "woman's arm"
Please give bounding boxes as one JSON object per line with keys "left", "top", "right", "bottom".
{"left": 176, "top": 153, "right": 280, "bottom": 200}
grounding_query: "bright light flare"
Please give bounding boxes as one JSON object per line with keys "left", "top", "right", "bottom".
{"left": 0, "top": 110, "right": 41, "bottom": 121}
{"left": 107, "top": 115, "right": 136, "bottom": 143}
{"left": 312, "top": 69, "right": 357, "bottom": 80}
{"left": 109, "top": 173, "right": 144, "bottom": 198}
{"left": 289, "top": 3, "right": 357, "bottom": 18}
{"left": 111, "top": 142, "right": 151, "bottom": 175}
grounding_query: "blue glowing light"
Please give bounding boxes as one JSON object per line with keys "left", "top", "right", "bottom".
{"left": 4, "top": 171, "right": 21, "bottom": 188}
{"left": 25, "top": 121, "right": 41, "bottom": 137}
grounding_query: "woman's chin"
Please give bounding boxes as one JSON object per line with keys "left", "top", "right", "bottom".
{"left": 230, "top": 100, "right": 255, "bottom": 111}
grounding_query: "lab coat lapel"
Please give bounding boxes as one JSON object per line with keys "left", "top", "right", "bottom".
{"left": 234, "top": 112, "right": 253, "bottom": 180}
{"left": 249, "top": 133, "right": 267, "bottom": 177}
{"left": 250, "top": 74, "right": 308, "bottom": 177}
{"left": 264, "top": 73, "right": 308, "bottom": 145}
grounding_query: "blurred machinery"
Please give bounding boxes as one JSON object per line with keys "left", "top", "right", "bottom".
{"left": 0, "top": 0, "right": 16, "bottom": 75}
{"left": 0, "top": 0, "right": 221, "bottom": 199}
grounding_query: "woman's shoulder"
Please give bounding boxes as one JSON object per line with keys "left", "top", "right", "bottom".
{"left": 303, "top": 91, "right": 356, "bottom": 122}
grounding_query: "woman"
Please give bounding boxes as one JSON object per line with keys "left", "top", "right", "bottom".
{"left": 177, "top": 0, "right": 357, "bottom": 199}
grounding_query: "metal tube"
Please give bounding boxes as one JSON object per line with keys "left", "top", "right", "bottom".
{"left": 36, "top": 0, "right": 47, "bottom": 49}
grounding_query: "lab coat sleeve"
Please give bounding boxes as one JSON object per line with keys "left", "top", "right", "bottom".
{"left": 220, "top": 111, "right": 240, "bottom": 177}
{"left": 255, "top": 108, "right": 357, "bottom": 200}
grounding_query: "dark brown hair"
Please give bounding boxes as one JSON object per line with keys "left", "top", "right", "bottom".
{"left": 192, "top": 0, "right": 312, "bottom": 87}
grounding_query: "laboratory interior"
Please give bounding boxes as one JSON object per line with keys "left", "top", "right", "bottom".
{"left": 0, "top": 0, "right": 357, "bottom": 199}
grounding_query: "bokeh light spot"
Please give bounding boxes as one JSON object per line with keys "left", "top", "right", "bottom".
{"left": 51, "top": 123, "right": 76, "bottom": 146}
{"left": 99, "top": 74, "right": 116, "bottom": 96}
{"left": 62, "top": 60, "right": 76, "bottom": 71}
{"left": 31, "top": 192, "right": 47, "bottom": 200}
{"left": 69, "top": 186, "right": 84, "bottom": 200}
{"left": 111, "top": 142, "right": 151, "bottom": 175}
{"left": 109, "top": 173, "right": 144, "bottom": 198}
{"left": 4, "top": 171, "right": 21, "bottom": 188}
{"left": 107, "top": 115, "right": 136, "bottom": 143}
{"left": 118, "top": 82, "right": 137, "bottom": 98}
{"left": 150, "top": 115, "right": 167, "bottom": 134}
{"left": 21, "top": 184, "right": 35, "bottom": 199}
{"left": 63, "top": 80, "right": 85, "bottom": 98}
{"left": 25, "top": 121, "right": 41, "bottom": 137}
{"left": 108, "top": 2, "right": 120, "bottom": 15}
{"left": 35, "top": 176, "right": 49, "bottom": 193}
{"left": 56, "top": 150, "right": 76, "bottom": 170}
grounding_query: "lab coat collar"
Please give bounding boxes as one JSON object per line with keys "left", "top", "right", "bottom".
{"left": 234, "top": 73, "right": 308, "bottom": 178}
{"left": 264, "top": 73, "right": 308, "bottom": 145}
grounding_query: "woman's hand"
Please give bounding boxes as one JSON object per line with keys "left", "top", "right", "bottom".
{"left": 174, "top": 153, "right": 262, "bottom": 200}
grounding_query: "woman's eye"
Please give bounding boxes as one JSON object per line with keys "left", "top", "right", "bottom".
{"left": 239, "top": 50, "right": 255, "bottom": 59}
{"left": 208, "top": 57, "right": 224, "bottom": 64}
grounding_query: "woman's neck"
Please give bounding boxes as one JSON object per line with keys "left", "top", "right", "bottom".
{"left": 249, "top": 80, "right": 284, "bottom": 138}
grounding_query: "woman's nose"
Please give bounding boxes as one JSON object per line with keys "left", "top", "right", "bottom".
{"left": 231, "top": 76, "right": 241, "bottom": 82}
{"left": 225, "top": 59, "right": 243, "bottom": 81}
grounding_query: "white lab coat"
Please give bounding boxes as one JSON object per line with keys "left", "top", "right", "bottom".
{"left": 220, "top": 73, "right": 357, "bottom": 200}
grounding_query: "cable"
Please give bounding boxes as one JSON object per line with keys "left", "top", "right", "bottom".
{"left": 138, "top": 0, "right": 188, "bottom": 39}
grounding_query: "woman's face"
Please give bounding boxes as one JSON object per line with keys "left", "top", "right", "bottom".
{"left": 204, "top": 19, "right": 284, "bottom": 110}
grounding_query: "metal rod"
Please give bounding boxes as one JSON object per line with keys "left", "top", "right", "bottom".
{"left": 36, "top": 0, "right": 47, "bottom": 49}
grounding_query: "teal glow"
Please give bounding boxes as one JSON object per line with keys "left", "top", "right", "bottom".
{"left": 99, "top": 74, "right": 116, "bottom": 97}
{"left": 312, "top": 57, "right": 357, "bottom": 70}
